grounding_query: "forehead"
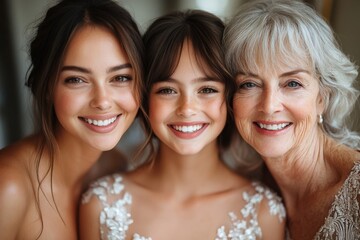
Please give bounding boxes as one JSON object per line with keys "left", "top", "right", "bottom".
{"left": 170, "top": 40, "right": 215, "bottom": 79}
{"left": 240, "top": 42, "right": 314, "bottom": 76}
{"left": 64, "top": 25, "right": 128, "bottom": 61}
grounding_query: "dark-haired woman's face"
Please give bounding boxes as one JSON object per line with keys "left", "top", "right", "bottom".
{"left": 148, "top": 41, "right": 227, "bottom": 155}
{"left": 54, "top": 25, "right": 138, "bottom": 151}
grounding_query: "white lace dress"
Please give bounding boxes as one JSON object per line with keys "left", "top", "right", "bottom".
{"left": 82, "top": 175, "right": 285, "bottom": 240}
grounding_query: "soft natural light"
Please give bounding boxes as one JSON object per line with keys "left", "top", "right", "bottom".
{"left": 195, "top": 0, "right": 229, "bottom": 15}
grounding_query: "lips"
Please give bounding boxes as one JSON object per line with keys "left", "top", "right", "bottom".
{"left": 168, "top": 123, "right": 208, "bottom": 139}
{"left": 171, "top": 124, "right": 204, "bottom": 133}
{"left": 256, "top": 122, "right": 291, "bottom": 131}
{"left": 83, "top": 116, "right": 118, "bottom": 127}
{"left": 79, "top": 114, "right": 121, "bottom": 134}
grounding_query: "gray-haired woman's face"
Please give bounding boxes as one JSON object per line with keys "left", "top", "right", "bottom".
{"left": 232, "top": 60, "right": 324, "bottom": 159}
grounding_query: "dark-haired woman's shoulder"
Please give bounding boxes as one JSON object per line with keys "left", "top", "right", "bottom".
{"left": 0, "top": 136, "right": 37, "bottom": 239}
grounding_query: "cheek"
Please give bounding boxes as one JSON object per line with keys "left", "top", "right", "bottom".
{"left": 148, "top": 97, "right": 168, "bottom": 124}
{"left": 233, "top": 96, "right": 256, "bottom": 140}
{"left": 115, "top": 89, "right": 139, "bottom": 113}
{"left": 285, "top": 94, "right": 320, "bottom": 143}
{"left": 288, "top": 96, "right": 318, "bottom": 124}
{"left": 206, "top": 98, "right": 227, "bottom": 124}
{"left": 53, "top": 89, "right": 83, "bottom": 118}
{"left": 292, "top": 108, "right": 318, "bottom": 144}
{"left": 233, "top": 96, "right": 253, "bottom": 121}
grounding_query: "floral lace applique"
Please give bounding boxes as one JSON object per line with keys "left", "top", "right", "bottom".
{"left": 215, "top": 182, "right": 285, "bottom": 240}
{"left": 313, "top": 161, "right": 360, "bottom": 240}
{"left": 82, "top": 176, "right": 285, "bottom": 240}
{"left": 82, "top": 175, "right": 133, "bottom": 240}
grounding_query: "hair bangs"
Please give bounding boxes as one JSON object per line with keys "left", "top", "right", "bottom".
{"left": 238, "top": 18, "right": 313, "bottom": 76}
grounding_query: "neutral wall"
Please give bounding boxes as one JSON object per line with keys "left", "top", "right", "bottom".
{"left": 0, "top": 0, "right": 241, "bottom": 154}
{"left": 0, "top": 0, "right": 359, "bottom": 151}
{"left": 331, "top": 0, "right": 360, "bottom": 132}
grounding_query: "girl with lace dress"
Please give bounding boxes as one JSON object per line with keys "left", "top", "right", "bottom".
{"left": 0, "top": 0, "right": 143, "bottom": 239}
{"left": 224, "top": 0, "right": 360, "bottom": 239}
{"left": 79, "top": 10, "right": 285, "bottom": 240}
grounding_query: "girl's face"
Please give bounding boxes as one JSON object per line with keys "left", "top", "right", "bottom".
{"left": 233, "top": 62, "right": 324, "bottom": 159}
{"left": 54, "top": 25, "right": 138, "bottom": 151}
{"left": 148, "top": 41, "right": 227, "bottom": 155}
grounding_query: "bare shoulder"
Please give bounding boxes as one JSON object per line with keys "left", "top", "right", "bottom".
{"left": 0, "top": 136, "right": 38, "bottom": 213}
{"left": 0, "top": 163, "right": 32, "bottom": 210}
{"left": 0, "top": 135, "right": 39, "bottom": 166}
{"left": 0, "top": 138, "right": 35, "bottom": 239}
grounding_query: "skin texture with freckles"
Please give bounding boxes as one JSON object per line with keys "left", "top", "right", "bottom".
{"left": 148, "top": 41, "right": 227, "bottom": 156}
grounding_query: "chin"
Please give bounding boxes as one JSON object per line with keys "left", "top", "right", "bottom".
{"left": 92, "top": 142, "right": 118, "bottom": 152}
{"left": 172, "top": 146, "right": 204, "bottom": 156}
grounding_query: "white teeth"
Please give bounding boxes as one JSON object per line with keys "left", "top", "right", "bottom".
{"left": 258, "top": 123, "right": 289, "bottom": 131}
{"left": 84, "top": 116, "right": 117, "bottom": 127}
{"left": 173, "top": 124, "right": 203, "bottom": 133}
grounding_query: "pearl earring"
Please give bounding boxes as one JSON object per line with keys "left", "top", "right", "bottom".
{"left": 318, "top": 114, "right": 323, "bottom": 124}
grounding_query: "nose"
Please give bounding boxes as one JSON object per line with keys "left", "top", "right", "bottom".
{"left": 259, "top": 88, "right": 283, "bottom": 114}
{"left": 90, "top": 85, "right": 112, "bottom": 111}
{"left": 176, "top": 94, "right": 197, "bottom": 118}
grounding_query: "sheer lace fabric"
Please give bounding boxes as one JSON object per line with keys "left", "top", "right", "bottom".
{"left": 82, "top": 174, "right": 285, "bottom": 240}
{"left": 313, "top": 161, "right": 360, "bottom": 240}
{"left": 285, "top": 161, "right": 360, "bottom": 240}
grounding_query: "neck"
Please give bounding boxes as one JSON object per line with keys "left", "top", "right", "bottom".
{"left": 53, "top": 134, "right": 102, "bottom": 195}
{"left": 263, "top": 130, "right": 331, "bottom": 210}
{"left": 142, "top": 141, "right": 230, "bottom": 196}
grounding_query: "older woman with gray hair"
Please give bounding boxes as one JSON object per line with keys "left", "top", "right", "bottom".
{"left": 224, "top": 0, "right": 360, "bottom": 239}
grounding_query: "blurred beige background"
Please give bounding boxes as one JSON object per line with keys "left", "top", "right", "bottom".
{"left": 0, "top": 0, "right": 359, "bottom": 156}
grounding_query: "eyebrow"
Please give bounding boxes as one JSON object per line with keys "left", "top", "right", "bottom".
{"left": 61, "top": 63, "right": 132, "bottom": 74}
{"left": 279, "top": 69, "right": 310, "bottom": 77}
{"left": 237, "top": 69, "right": 310, "bottom": 78}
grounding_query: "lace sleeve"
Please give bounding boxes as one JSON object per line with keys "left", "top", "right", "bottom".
{"left": 81, "top": 174, "right": 125, "bottom": 205}
{"left": 255, "top": 182, "right": 286, "bottom": 222}
{"left": 314, "top": 162, "right": 360, "bottom": 240}
{"left": 81, "top": 174, "right": 133, "bottom": 240}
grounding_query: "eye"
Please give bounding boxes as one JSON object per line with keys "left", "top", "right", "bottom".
{"left": 286, "top": 80, "right": 303, "bottom": 88}
{"left": 199, "top": 87, "right": 218, "bottom": 94}
{"left": 156, "top": 87, "right": 176, "bottom": 95}
{"left": 64, "top": 77, "right": 85, "bottom": 84}
{"left": 113, "top": 75, "right": 132, "bottom": 82}
{"left": 238, "top": 81, "right": 257, "bottom": 89}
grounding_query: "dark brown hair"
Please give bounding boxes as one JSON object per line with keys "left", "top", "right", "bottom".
{"left": 25, "top": 0, "right": 144, "bottom": 237}
{"left": 138, "top": 9, "right": 235, "bottom": 163}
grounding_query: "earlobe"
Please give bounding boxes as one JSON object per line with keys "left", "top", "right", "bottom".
{"left": 316, "top": 92, "right": 326, "bottom": 114}
{"left": 318, "top": 114, "right": 323, "bottom": 124}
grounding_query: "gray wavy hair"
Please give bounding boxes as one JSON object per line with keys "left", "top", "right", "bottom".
{"left": 224, "top": 0, "right": 359, "bottom": 153}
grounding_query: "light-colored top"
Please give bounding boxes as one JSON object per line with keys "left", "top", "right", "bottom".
{"left": 82, "top": 174, "right": 285, "bottom": 240}
{"left": 313, "top": 161, "right": 360, "bottom": 240}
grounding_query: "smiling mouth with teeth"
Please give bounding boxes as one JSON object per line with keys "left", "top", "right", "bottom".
{"left": 171, "top": 124, "right": 204, "bottom": 133}
{"left": 83, "top": 116, "right": 118, "bottom": 127}
{"left": 256, "top": 122, "right": 291, "bottom": 131}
